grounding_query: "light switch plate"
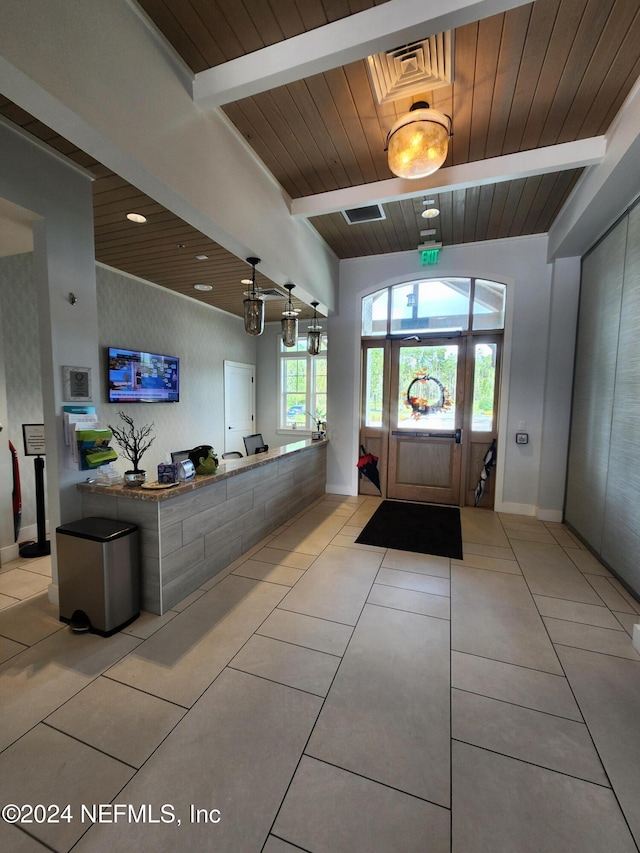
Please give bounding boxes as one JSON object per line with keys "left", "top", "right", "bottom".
{"left": 516, "top": 432, "right": 529, "bottom": 444}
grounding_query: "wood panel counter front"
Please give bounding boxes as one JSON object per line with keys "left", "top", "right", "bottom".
{"left": 77, "top": 439, "right": 327, "bottom": 614}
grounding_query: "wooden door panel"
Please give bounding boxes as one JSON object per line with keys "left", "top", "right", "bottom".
{"left": 387, "top": 339, "right": 465, "bottom": 505}
{"left": 396, "top": 438, "right": 452, "bottom": 486}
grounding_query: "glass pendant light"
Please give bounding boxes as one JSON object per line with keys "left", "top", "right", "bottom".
{"left": 281, "top": 283, "right": 299, "bottom": 347}
{"left": 386, "top": 102, "right": 451, "bottom": 180}
{"left": 307, "top": 301, "right": 323, "bottom": 356}
{"left": 243, "top": 257, "right": 264, "bottom": 336}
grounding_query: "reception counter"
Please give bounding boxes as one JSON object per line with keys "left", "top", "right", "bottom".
{"left": 77, "top": 439, "right": 327, "bottom": 614}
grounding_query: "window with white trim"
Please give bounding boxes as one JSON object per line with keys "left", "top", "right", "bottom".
{"left": 278, "top": 334, "right": 327, "bottom": 431}
{"left": 362, "top": 278, "right": 506, "bottom": 336}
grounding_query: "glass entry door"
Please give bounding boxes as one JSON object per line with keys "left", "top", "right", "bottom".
{"left": 360, "top": 278, "right": 505, "bottom": 506}
{"left": 387, "top": 339, "right": 466, "bottom": 504}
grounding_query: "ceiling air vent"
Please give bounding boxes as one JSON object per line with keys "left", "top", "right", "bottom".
{"left": 260, "top": 287, "right": 287, "bottom": 300}
{"left": 342, "top": 204, "right": 386, "bottom": 225}
{"left": 367, "top": 34, "right": 453, "bottom": 104}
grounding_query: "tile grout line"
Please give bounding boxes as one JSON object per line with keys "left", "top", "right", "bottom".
{"left": 450, "top": 737, "right": 613, "bottom": 790}
{"left": 57, "top": 499, "right": 372, "bottom": 852}
{"left": 3, "top": 503, "right": 639, "bottom": 851}
{"left": 502, "top": 513, "right": 640, "bottom": 842}
{"left": 262, "top": 502, "right": 389, "bottom": 848}
{"left": 452, "top": 685, "right": 586, "bottom": 724}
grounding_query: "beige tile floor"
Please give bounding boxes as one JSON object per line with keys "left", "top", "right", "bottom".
{"left": 1, "top": 496, "right": 640, "bottom": 852}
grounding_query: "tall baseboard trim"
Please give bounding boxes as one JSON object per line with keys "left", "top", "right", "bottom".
{"left": 1, "top": 520, "right": 51, "bottom": 567}
{"left": 494, "top": 503, "right": 563, "bottom": 523}
{"left": 537, "top": 508, "right": 564, "bottom": 523}
{"left": 0, "top": 542, "right": 19, "bottom": 565}
{"left": 494, "top": 501, "right": 536, "bottom": 517}
{"left": 325, "top": 483, "right": 354, "bottom": 496}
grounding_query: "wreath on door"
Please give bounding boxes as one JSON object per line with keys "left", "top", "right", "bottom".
{"left": 406, "top": 374, "right": 452, "bottom": 420}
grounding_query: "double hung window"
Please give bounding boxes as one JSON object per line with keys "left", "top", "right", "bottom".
{"left": 278, "top": 337, "right": 327, "bottom": 431}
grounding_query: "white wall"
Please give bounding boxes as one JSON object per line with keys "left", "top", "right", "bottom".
{"left": 0, "top": 251, "right": 256, "bottom": 572}
{"left": 327, "top": 236, "right": 580, "bottom": 517}
{"left": 96, "top": 264, "right": 256, "bottom": 472}
{"left": 0, "top": 267, "right": 14, "bottom": 555}
{"left": 255, "top": 323, "right": 283, "bottom": 451}
{"left": 537, "top": 256, "right": 581, "bottom": 519}
{"left": 0, "top": 253, "right": 44, "bottom": 549}
{"left": 0, "top": 120, "right": 98, "bottom": 576}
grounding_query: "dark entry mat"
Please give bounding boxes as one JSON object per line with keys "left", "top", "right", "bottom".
{"left": 355, "top": 501, "right": 463, "bottom": 559}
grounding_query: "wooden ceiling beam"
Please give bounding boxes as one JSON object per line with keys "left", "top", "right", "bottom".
{"left": 290, "top": 137, "right": 605, "bottom": 217}
{"left": 193, "top": 0, "right": 536, "bottom": 108}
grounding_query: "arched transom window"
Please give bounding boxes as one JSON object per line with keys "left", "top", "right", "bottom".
{"left": 362, "top": 278, "right": 506, "bottom": 337}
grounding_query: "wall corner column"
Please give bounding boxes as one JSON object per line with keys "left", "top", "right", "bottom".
{"left": 537, "top": 255, "right": 581, "bottom": 519}
{"left": 0, "top": 121, "right": 100, "bottom": 600}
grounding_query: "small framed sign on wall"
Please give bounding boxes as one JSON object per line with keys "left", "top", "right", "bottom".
{"left": 63, "top": 366, "right": 92, "bottom": 402}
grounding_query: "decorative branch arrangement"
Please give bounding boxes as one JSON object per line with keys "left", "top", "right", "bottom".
{"left": 108, "top": 411, "right": 155, "bottom": 473}
{"left": 305, "top": 409, "right": 327, "bottom": 431}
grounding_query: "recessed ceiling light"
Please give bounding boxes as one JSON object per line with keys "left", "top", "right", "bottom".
{"left": 195, "top": 254, "right": 208, "bottom": 260}
{"left": 126, "top": 212, "right": 147, "bottom": 223}
{"left": 194, "top": 283, "right": 213, "bottom": 292}
{"left": 421, "top": 208, "right": 440, "bottom": 219}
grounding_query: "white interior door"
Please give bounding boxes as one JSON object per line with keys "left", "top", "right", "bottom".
{"left": 224, "top": 361, "right": 255, "bottom": 455}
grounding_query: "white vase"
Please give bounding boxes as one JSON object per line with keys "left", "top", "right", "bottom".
{"left": 123, "top": 470, "right": 146, "bottom": 487}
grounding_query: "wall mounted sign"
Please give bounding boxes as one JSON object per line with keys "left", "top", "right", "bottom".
{"left": 63, "top": 366, "right": 92, "bottom": 402}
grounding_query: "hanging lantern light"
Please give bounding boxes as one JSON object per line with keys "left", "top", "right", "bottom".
{"left": 307, "top": 301, "right": 323, "bottom": 356}
{"left": 281, "top": 283, "right": 299, "bottom": 347}
{"left": 386, "top": 102, "right": 451, "bottom": 180}
{"left": 242, "top": 257, "right": 263, "bottom": 336}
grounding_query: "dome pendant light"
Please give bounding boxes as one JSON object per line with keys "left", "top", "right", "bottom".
{"left": 243, "top": 256, "right": 264, "bottom": 336}
{"left": 281, "top": 283, "right": 299, "bottom": 347}
{"left": 386, "top": 101, "right": 451, "bottom": 180}
{"left": 307, "top": 301, "right": 323, "bottom": 356}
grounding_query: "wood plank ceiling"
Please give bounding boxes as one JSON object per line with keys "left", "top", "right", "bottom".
{"left": 0, "top": 97, "right": 292, "bottom": 321}
{"left": 2, "top": 0, "right": 640, "bottom": 317}
{"left": 214, "top": 0, "right": 638, "bottom": 255}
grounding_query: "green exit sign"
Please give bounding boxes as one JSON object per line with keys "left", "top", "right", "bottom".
{"left": 420, "top": 247, "right": 440, "bottom": 265}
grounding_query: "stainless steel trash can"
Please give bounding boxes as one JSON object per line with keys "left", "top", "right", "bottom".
{"left": 57, "top": 517, "right": 139, "bottom": 636}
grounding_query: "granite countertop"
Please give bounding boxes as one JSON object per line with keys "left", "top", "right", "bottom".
{"left": 77, "top": 438, "right": 327, "bottom": 501}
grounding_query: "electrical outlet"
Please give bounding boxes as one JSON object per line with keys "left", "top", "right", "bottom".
{"left": 516, "top": 432, "right": 529, "bottom": 445}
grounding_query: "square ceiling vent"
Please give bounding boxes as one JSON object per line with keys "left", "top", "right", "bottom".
{"left": 367, "top": 33, "right": 453, "bottom": 104}
{"left": 260, "top": 287, "right": 287, "bottom": 300}
{"left": 341, "top": 204, "right": 386, "bottom": 225}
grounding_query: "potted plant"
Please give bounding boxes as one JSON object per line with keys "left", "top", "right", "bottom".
{"left": 108, "top": 411, "right": 155, "bottom": 486}
{"left": 305, "top": 409, "right": 327, "bottom": 439}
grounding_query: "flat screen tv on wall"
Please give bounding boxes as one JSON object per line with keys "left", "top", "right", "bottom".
{"left": 108, "top": 347, "right": 179, "bottom": 403}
